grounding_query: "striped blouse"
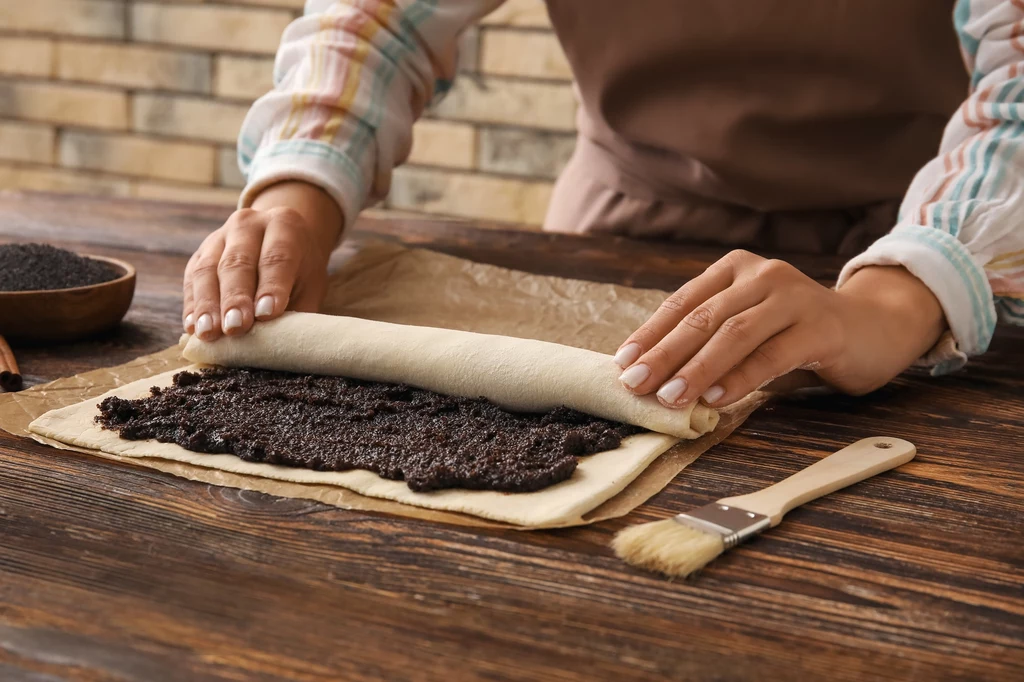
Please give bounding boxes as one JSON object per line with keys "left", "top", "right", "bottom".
{"left": 237, "top": 0, "right": 1024, "bottom": 371}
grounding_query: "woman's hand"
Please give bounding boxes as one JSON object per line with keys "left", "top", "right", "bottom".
{"left": 183, "top": 181, "right": 343, "bottom": 341}
{"left": 614, "top": 250, "right": 947, "bottom": 407}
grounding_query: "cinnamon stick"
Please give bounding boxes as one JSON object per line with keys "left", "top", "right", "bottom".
{"left": 0, "top": 334, "right": 23, "bottom": 392}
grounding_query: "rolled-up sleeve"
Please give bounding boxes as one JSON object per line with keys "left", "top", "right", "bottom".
{"left": 236, "top": 0, "right": 503, "bottom": 232}
{"left": 838, "top": 0, "right": 1024, "bottom": 372}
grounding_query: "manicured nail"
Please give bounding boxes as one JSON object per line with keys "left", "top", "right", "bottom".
{"left": 657, "top": 377, "right": 688, "bottom": 404}
{"left": 618, "top": 363, "right": 651, "bottom": 389}
{"left": 223, "top": 308, "right": 243, "bottom": 331}
{"left": 613, "top": 343, "right": 642, "bottom": 368}
{"left": 702, "top": 385, "right": 725, "bottom": 404}
{"left": 255, "top": 295, "right": 275, "bottom": 318}
{"left": 184, "top": 313, "right": 193, "bottom": 332}
{"left": 196, "top": 314, "right": 214, "bottom": 338}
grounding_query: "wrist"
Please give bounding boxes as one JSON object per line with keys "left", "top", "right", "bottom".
{"left": 250, "top": 180, "right": 344, "bottom": 251}
{"left": 837, "top": 265, "right": 947, "bottom": 357}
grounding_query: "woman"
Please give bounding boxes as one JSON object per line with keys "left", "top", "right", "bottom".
{"left": 182, "top": 0, "right": 1024, "bottom": 408}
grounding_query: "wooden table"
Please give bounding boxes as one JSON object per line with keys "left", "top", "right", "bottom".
{"left": 0, "top": 191, "right": 1021, "bottom": 682}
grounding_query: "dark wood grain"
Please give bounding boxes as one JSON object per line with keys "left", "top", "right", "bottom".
{"left": 0, "top": 190, "right": 1021, "bottom": 682}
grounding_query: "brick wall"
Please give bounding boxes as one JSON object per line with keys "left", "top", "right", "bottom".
{"left": 0, "top": 0, "right": 576, "bottom": 228}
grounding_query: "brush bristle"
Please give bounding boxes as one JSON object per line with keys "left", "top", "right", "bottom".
{"left": 612, "top": 518, "right": 725, "bottom": 578}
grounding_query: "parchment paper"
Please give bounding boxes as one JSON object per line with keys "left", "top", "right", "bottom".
{"left": 0, "top": 241, "right": 766, "bottom": 529}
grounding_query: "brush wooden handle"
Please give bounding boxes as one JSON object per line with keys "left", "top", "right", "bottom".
{"left": 718, "top": 437, "right": 916, "bottom": 526}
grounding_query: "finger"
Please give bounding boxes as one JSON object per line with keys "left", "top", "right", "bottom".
{"left": 613, "top": 251, "right": 758, "bottom": 368}
{"left": 185, "top": 230, "right": 227, "bottom": 334}
{"left": 253, "top": 214, "right": 306, "bottom": 321}
{"left": 618, "top": 279, "right": 768, "bottom": 395}
{"left": 218, "top": 216, "right": 266, "bottom": 336}
{"left": 699, "top": 327, "right": 817, "bottom": 406}
{"left": 652, "top": 297, "right": 797, "bottom": 407}
{"left": 190, "top": 234, "right": 226, "bottom": 341}
{"left": 182, "top": 252, "right": 198, "bottom": 333}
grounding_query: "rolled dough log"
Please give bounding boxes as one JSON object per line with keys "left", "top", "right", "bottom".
{"left": 181, "top": 312, "right": 718, "bottom": 439}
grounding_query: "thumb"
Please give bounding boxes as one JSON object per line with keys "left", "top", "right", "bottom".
{"left": 763, "top": 369, "right": 829, "bottom": 396}
{"left": 288, "top": 276, "right": 328, "bottom": 313}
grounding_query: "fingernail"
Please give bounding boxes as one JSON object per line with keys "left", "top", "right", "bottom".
{"left": 657, "top": 377, "right": 688, "bottom": 404}
{"left": 255, "top": 295, "right": 275, "bottom": 318}
{"left": 613, "top": 343, "right": 642, "bottom": 368}
{"left": 618, "top": 363, "right": 651, "bottom": 389}
{"left": 196, "top": 314, "right": 214, "bottom": 338}
{"left": 702, "top": 385, "right": 725, "bottom": 405}
{"left": 223, "top": 308, "right": 243, "bottom": 331}
{"left": 184, "top": 313, "right": 193, "bottom": 332}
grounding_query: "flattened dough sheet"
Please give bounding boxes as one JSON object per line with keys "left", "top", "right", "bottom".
{"left": 30, "top": 313, "right": 718, "bottom": 526}
{"left": 30, "top": 367, "right": 679, "bottom": 526}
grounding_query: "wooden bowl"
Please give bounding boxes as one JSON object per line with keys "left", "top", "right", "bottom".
{"left": 0, "top": 255, "right": 137, "bottom": 342}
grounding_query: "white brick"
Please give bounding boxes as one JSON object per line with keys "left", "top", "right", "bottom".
{"left": 480, "top": 29, "right": 572, "bottom": 80}
{"left": 60, "top": 131, "right": 216, "bottom": 184}
{"left": 131, "top": 3, "right": 293, "bottom": 55}
{"left": 432, "top": 76, "right": 576, "bottom": 131}
{"left": 0, "top": 82, "right": 127, "bottom": 130}
{"left": 408, "top": 120, "right": 476, "bottom": 169}
{"left": 0, "top": 0, "right": 125, "bottom": 39}
{"left": 132, "top": 94, "right": 248, "bottom": 144}
{"left": 389, "top": 167, "right": 550, "bottom": 226}
{"left": 0, "top": 122, "right": 56, "bottom": 164}
{"left": 0, "top": 37, "right": 54, "bottom": 78}
{"left": 214, "top": 55, "right": 276, "bottom": 100}
{"left": 478, "top": 128, "right": 575, "bottom": 179}
{"left": 481, "top": 0, "right": 550, "bottom": 28}
{"left": 56, "top": 42, "right": 211, "bottom": 93}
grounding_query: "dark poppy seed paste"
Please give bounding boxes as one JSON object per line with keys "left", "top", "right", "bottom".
{"left": 0, "top": 243, "right": 119, "bottom": 292}
{"left": 95, "top": 367, "right": 641, "bottom": 493}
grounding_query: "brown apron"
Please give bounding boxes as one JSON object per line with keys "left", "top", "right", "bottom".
{"left": 542, "top": 0, "right": 968, "bottom": 255}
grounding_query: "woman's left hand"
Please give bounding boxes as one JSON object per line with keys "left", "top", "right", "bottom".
{"left": 614, "top": 250, "right": 947, "bottom": 408}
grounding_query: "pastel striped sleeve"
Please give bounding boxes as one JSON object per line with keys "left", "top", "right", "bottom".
{"left": 235, "top": 0, "right": 504, "bottom": 233}
{"left": 837, "top": 0, "right": 1024, "bottom": 373}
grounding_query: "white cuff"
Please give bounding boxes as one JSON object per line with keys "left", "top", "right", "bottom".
{"left": 237, "top": 139, "right": 367, "bottom": 239}
{"left": 837, "top": 224, "right": 996, "bottom": 374}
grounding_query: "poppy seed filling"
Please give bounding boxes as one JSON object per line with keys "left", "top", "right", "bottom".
{"left": 95, "top": 367, "right": 641, "bottom": 493}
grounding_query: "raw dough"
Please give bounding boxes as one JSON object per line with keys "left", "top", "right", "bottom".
{"left": 29, "top": 313, "right": 718, "bottom": 526}
{"left": 30, "top": 367, "right": 679, "bottom": 526}
{"left": 181, "top": 313, "right": 718, "bottom": 439}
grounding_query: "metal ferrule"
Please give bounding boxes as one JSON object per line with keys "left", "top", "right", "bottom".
{"left": 673, "top": 503, "right": 771, "bottom": 549}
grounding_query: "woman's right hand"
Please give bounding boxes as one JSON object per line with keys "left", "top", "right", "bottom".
{"left": 182, "top": 181, "right": 343, "bottom": 341}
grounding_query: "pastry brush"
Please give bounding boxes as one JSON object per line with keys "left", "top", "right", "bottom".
{"left": 612, "top": 436, "right": 916, "bottom": 578}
